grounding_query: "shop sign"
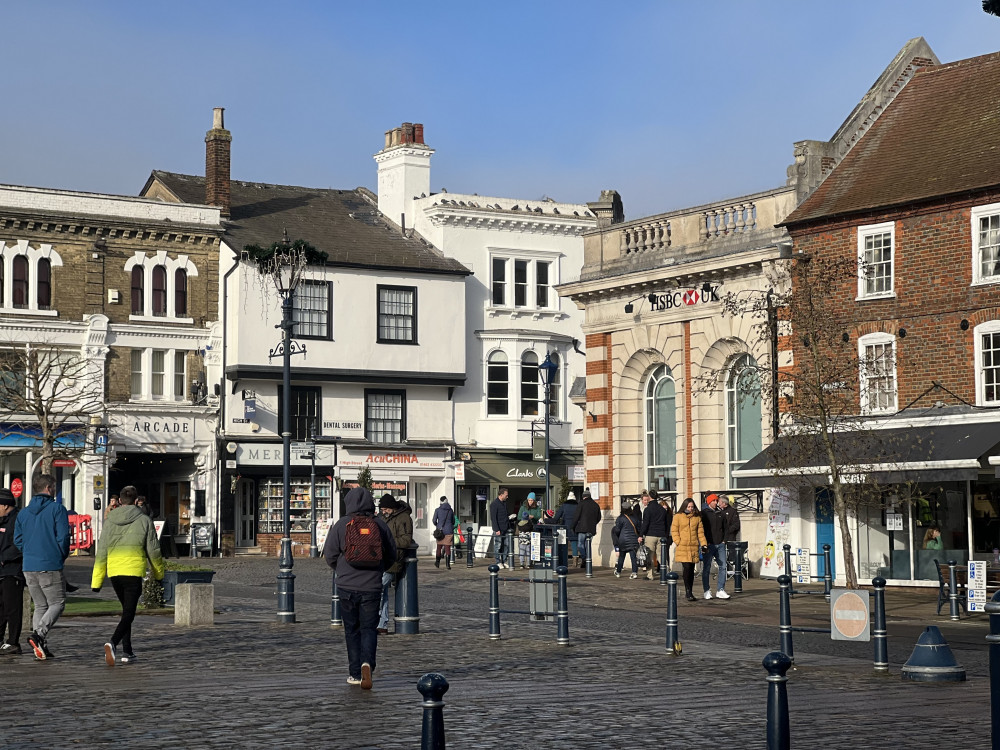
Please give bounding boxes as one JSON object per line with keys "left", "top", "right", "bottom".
{"left": 648, "top": 285, "right": 720, "bottom": 311}
{"left": 322, "top": 420, "right": 363, "bottom": 435}
{"left": 235, "top": 443, "right": 334, "bottom": 467}
{"left": 339, "top": 450, "right": 446, "bottom": 471}
{"left": 569, "top": 465, "right": 585, "bottom": 481}
{"left": 120, "top": 417, "right": 194, "bottom": 439}
{"left": 532, "top": 436, "right": 545, "bottom": 462}
{"left": 53, "top": 458, "right": 76, "bottom": 468}
{"left": 453, "top": 462, "right": 465, "bottom": 482}
{"left": 244, "top": 399, "right": 256, "bottom": 420}
{"left": 505, "top": 465, "right": 547, "bottom": 479}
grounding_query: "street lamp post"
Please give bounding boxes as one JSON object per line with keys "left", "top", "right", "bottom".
{"left": 539, "top": 353, "right": 558, "bottom": 513}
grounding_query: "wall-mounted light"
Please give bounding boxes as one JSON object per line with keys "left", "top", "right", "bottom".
{"left": 588, "top": 411, "right": 597, "bottom": 423}
{"left": 842, "top": 332, "right": 850, "bottom": 343}
{"left": 898, "top": 328, "right": 907, "bottom": 338}
{"left": 961, "top": 319, "right": 970, "bottom": 331}
{"left": 624, "top": 303, "right": 634, "bottom": 314}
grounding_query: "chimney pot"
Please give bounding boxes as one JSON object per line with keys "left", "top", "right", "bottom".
{"left": 213, "top": 107, "right": 225, "bottom": 130}
{"left": 414, "top": 124, "right": 424, "bottom": 144}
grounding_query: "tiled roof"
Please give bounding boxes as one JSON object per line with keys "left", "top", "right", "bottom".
{"left": 147, "top": 171, "right": 470, "bottom": 276}
{"left": 784, "top": 51, "right": 1000, "bottom": 227}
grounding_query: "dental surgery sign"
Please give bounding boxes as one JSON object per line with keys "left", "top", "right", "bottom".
{"left": 648, "top": 285, "right": 720, "bottom": 311}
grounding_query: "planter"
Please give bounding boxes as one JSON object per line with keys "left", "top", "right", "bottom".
{"left": 162, "top": 570, "right": 215, "bottom": 605}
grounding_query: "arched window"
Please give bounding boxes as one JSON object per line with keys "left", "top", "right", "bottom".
{"left": 175, "top": 268, "right": 188, "bottom": 317}
{"left": 0, "top": 259, "right": 5, "bottom": 307}
{"left": 487, "top": 352, "right": 509, "bottom": 415}
{"left": 645, "top": 365, "right": 677, "bottom": 493}
{"left": 547, "top": 352, "right": 561, "bottom": 419}
{"left": 520, "top": 351, "right": 539, "bottom": 417}
{"left": 131, "top": 266, "right": 144, "bottom": 314}
{"left": 36, "top": 258, "right": 51, "bottom": 310}
{"left": 726, "top": 354, "right": 762, "bottom": 487}
{"left": 152, "top": 265, "right": 167, "bottom": 316}
{"left": 12, "top": 256, "right": 29, "bottom": 309}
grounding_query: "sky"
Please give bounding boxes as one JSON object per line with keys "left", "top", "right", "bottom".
{"left": 2, "top": 1, "right": 998, "bottom": 221}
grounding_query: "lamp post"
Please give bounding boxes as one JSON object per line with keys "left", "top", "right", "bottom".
{"left": 766, "top": 289, "right": 779, "bottom": 441}
{"left": 539, "top": 353, "right": 558, "bottom": 512}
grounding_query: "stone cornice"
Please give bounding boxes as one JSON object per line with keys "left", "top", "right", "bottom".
{"left": 425, "top": 209, "right": 592, "bottom": 236}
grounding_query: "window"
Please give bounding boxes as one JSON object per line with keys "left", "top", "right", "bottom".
{"left": 487, "top": 352, "right": 509, "bottom": 415}
{"left": 514, "top": 260, "right": 528, "bottom": 307}
{"left": 277, "top": 386, "right": 321, "bottom": 441}
{"left": 546, "top": 352, "right": 561, "bottom": 419}
{"left": 12, "top": 256, "right": 28, "bottom": 309}
{"left": 0, "top": 354, "right": 26, "bottom": 409}
{"left": 366, "top": 390, "right": 405, "bottom": 443}
{"left": 858, "top": 333, "right": 897, "bottom": 414}
{"left": 125, "top": 252, "right": 197, "bottom": 320}
{"left": 972, "top": 202, "right": 1000, "bottom": 284}
{"left": 520, "top": 351, "right": 539, "bottom": 417}
{"left": 490, "top": 255, "right": 559, "bottom": 312}
{"left": 377, "top": 285, "right": 416, "bottom": 344}
{"left": 174, "top": 352, "right": 186, "bottom": 400}
{"left": 130, "top": 348, "right": 187, "bottom": 402}
{"left": 37, "top": 259, "right": 51, "bottom": 310}
{"left": 726, "top": 354, "right": 762, "bottom": 487}
{"left": 645, "top": 365, "right": 677, "bottom": 493}
{"left": 975, "top": 321, "right": 1000, "bottom": 405}
{"left": 130, "top": 350, "right": 142, "bottom": 399}
{"left": 151, "top": 350, "right": 165, "bottom": 398}
{"left": 152, "top": 265, "right": 167, "bottom": 316}
{"left": 175, "top": 269, "right": 188, "bottom": 317}
{"left": 131, "top": 267, "right": 144, "bottom": 315}
{"left": 858, "top": 222, "right": 895, "bottom": 298}
{"left": 536, "top": 261, "right": 551, "bottom": 308}
{"left": 293, "top": 281, "right": 331, "bottom": 339}
{"left": 492, "top": 258, "right": 507, "bottom": 306}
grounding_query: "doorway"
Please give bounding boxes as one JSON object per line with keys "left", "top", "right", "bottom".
{"left": 815, "top": 489, "right": 835, "bottom": 579}
{"left": 235, "top": 478, "right": 256, "bottom": 548}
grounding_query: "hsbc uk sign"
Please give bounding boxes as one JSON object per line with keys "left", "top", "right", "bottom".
{"left": 648, "top": 285, "right": 721, "bottom": 312}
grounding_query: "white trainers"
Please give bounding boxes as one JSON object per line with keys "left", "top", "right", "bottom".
{"left": 629, "top": 573, "right": 638, "bottom": 580}
{"left": 613, "top": 569, "right": 621, "bottom": 578}
{"left": 716, "top": 590, "right": 731, "bottom": 599}
{"left": 703, "top": 590, "right": 713, "bottom": 600}
{"left": 347, "top": 676, "right": 362, "bottom": 685}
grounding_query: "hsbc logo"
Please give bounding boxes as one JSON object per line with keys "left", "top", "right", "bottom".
{"left": 649, "top": 285, "right": 721, "bottom": 312}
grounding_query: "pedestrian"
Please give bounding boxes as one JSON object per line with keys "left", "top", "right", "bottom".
{"left": 638, "top": 489, "right": 668, "bottom": 580}
{"left": 103, "top": 494, "right": 120, "bottom": 522}
{"left": 135, "top": 495, "right": 151, "bottom": 517}
{"left": 719, "top": 496, "right": 741, "bottom": 578}
{"left": 573, "top": 490, "right": 601, "bottom": 567}
{"left": 553, "top": 491, "right": 579, "bottom": 560}
{"left": 0, "top": 488, "right": 25, "bottom": 655}
{"left": 518, "top": 493, "right": 542, "bottom": 526}
{"left": 922, "top": 526, "right": 943, "bottom": 550}
{"left": 490, "top": 488, "right": 512, "bottom": 568}
{"left": 516, "top": 513, "right": 534, "bottom": 569}
{"left": 377, "top": 495, "right": 412, "bottom": 635}
{"left": 701, "top": 494, "right": 730, "bottom": 599}
{"left": 323, "top": 487, "right": 396, "bottom": 690}
{"left": 432, "top": 495, "right": 455, "bottom": 569}
{"left": 611, "top": 501, "right": 641, "bottom": 579}
{"left": 91, "top": 485, "right": 165, "bottom": 666}
{"left": 14, "top": 473, "right": 70, "bottom": 660}
{"left": 671, "top": 497, "right": 707, "bottom": 601}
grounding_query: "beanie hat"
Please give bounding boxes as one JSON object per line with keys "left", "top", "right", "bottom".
{"left": 527, "top": 492, "right": 536, "bottom": 501}
{"left": 379, "top": 494, "right": 399, "bottom": 510}
{"left": 706, "top": 493, "right": 719, "bottom": 505}
{"left": 0, "top": 488, "right": 14, "bottom": 506}
{"left": 439, "top": 496, "right": 448, "bottom": 503}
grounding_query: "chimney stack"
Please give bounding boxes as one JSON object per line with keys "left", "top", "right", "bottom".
{"left": 374, "top": 121, "right": 433, "bottom": 233}
{"left": 587, "top": 190, "right": 624, "bottom": 228}
{"left": 205, "top": 107, "right": 231, "bottom": 217}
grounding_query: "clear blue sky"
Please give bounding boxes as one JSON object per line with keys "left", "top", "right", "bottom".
{"left": 3, "top": 1, "right": 997, "bottom": 221}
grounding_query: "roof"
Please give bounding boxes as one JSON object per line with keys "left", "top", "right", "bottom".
{"left": 784, "top": 51, "right": 1000, "bottom": 227}
{"left": 145, "top": 171, "right": 470, "bottom": 276}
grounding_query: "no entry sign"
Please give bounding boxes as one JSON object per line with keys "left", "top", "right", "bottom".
{"left": 830, "top": 589, "right": 870, "bottom": 641}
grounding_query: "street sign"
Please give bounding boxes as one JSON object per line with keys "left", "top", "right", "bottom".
{"left": 10, "top": 478, "right": 22, "bottom": 499}
{"left": 242, "top": 389, "right": 257, "bottom": 399}
{"left": 291, "top": 442, "right": 313, "bottom": 455}
{"left": 830, "top": 589, "right": 870, "bottom": 641}
{"left": 532, "top": 436, "right": 545, "bottom": 462}
{"left": 453, "top": 462, "right": 465, "bottom": 482}
{"left": 93, "top": 475, "right": 105, "bottom": 492}
{"left": 969, "top": 561, "right": 988, "bottom": 612}
{"left": 52, "top": 458, "right": 76, "bottom": 468}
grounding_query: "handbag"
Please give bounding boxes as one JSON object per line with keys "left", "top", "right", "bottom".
{"left": 636, "top": 544, "right": 650, "bottom": 567}
{"left": 433, "top": 528, "right": 445, "bottom": 540}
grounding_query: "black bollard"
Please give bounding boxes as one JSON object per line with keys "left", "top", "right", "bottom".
{"left": 659, "top": 538, "right": 669, "bottom": 586}
{"left": 734, "top": 542, "right": 745, "bottom": 594}
{"left": 417, "top": 672, "right": 449, "bottom": 750}
{"left": 488, "top": 564, "right": 501, "bottom": 639}
{"left": 466, "top": 526, "right": 474, "bottom": 568}
{"left": 949, "top": 560, "right": 962, "bottom": 621}
{"left": 330, "top": 574, "right": 343, "bottom": 628}
{"left": 985, "top": 590, "right": 1000, "bottom": 750}
{"left": 556, "top": 565, "right": 569, "bottom": 644}
{"left": 783, "top": 544, "right": 794, "bottom": 593}
{"left": 764, "top": 651, "right": 792, "bottom": 750}
{"left": 395, "top": 542, "right": 420, "bottom": 635}
{"left": 872, "top": 576, "right": 888, "bottom": 672}
{"left": 665, "top": 571, "right": 680, "bottom": 654}
{"left": 822, "top": 544, "right": 832, "bottom": 601}
{"left": 506, "top": 530, "right": 516, "bottom": 570}
{"left": 778, "top": 574, "right": 794, "bottom": 663}
{"left": 585, "top": 533, "right": 594, "bottom": 578}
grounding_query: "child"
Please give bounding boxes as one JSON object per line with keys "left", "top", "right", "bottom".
{"left": 517, "top": 513, "right": 534, "bottom": 569}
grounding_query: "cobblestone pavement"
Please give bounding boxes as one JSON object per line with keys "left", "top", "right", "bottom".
{"left": 0, "top": 556, "right": 988, "bottom": 749}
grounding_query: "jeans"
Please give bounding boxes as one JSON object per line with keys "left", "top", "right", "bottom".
{"left": 616, "top": 549, "right": 637, "bottom": 574}
{"left": 702, "top": 543, "right": 728, "bottom": 592}
{"left": 378, "top": 572, "right": 393, "bottom": 630}
{"left": 0, "top": 575, "right": 24, "bottom": 645}
{"left": 340, "top": 588, "right": 381, "bottom": 679}
{"left": 110, "top": 575, "right": 143, "bottom": 654}
{"left": 494, "top": 533, "right": 508, "bottom": 565}
{"left": 24, "top": 570, "right": 65, "bottom": 639}
{"left": 577, "top": 533, "right": 589, "bottom": 562}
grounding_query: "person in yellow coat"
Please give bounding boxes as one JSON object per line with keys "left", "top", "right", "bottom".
{"left": 671, "top": 497, "right": 707, "bottom": 602}
{"left": 91, "top": 485, "right": 165, "bottom": 666}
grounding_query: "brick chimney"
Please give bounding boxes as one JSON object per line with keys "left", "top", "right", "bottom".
{"left": 374, "top": 122, "right": 433, "bottom": 232}
{"left": 205, "top": 107, "right": 231, "bottom": 217}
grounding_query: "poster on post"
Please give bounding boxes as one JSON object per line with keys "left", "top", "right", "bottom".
{"left": 761, "top": 488, "right": 792, "bottom": 578}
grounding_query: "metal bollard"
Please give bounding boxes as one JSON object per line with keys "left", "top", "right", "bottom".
{"left": 417, "top": 672, "right": 449, "bottom": 750}
{"left": 734, "top": 542, "right": 745, "bottom": 594}
{"left": 585, "top": 534, "right": 594, "bottom": 578}
{"left": 984, "top": 590, "right": 1000, "bottom": 750}
{"left": 777, "top": 574, "right": 794, "bottom": 663}
{"left": 659, "top": 538, "right": 669, "bottom": 586}
{"left": 488, "top": 564, "right": 501, "bottom": 639}
{"left": 466, "top": 526, "right": 474, "bottom": 568}
{"left": 949, "top": 560, "right": 961, "bottom": 621}
{"left": 764, "top": 651, "right": 792, "bottom": 750}
{"left": 783, "top": 544, "right": 794, "bottom": 593}
{"left": 556, "top": 565, "right": 569, "bottom": 644}
{"left": 823, "top": 544, "right": 833, "bottom": 601}
{"left": 395, "top": 542, "right": 420, "bottom": 635}
{"left": 665, "top": 571, "right": 679, "bottom": 654}
{"left": 872, "top": 576, "right": 888, "bottom": 672}
{"left": 330, "top": 574, "right": 342, "bottom": 627}
{"left": 506, "top": 530, "right": 516, "bottom": 570}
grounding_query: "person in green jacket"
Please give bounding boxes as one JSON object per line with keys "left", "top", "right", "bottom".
{"left": 517, "top": 493, "right": 543, "bottom": 525}
{"left": 91, "top": 485, "right": 165, "bottom": 666}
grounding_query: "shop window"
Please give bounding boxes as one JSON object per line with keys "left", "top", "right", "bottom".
{"left": 520, "top": 351, "right": 539, "bottom": 417}
{"left": 175, "top": 268, "right": 188, "bottom": 317}
{"left": 164, "top": 480, "right": 191, "bottom": 537}
{"left": 365, "top": 389, "right": 404, "bottom": 443}
{"left": 277, "top": 385, "right": 322, "bottom": 441}
{"left": 645, "top": 364, "right": 677, "bottom": 493}
{"left": 857, "top": 222, "right": 895, "bottom": 299}
{"left": 972, "top": 202, "right": 1000, "bottom": 284}
{"left": 858, "top": 332, "right": 897, "bottom": 414}
{"left": 412, "top": 482, "right": 428, "bottom": 529}
{"left": 975, "top": 321, "right": 1000, "bottom": 405}
{"left": 293, "top": 280, "right": 331, "bottom": 339}
{"left": 377, "top": 285, "right": 416, "bottom": 344}
{"left": 726, "top": 354, "right": 762, "bottom": 487}
{"left": 487, "top": 351, "right": 509, "bottom": 415}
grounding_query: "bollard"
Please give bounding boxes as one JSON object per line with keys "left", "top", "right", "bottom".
{"left": 506, "top": 530, "right": 516, "bottom": 570}
{"left": 823, "top": 544, "right": 833, "bottom": 601}
{"left": 556, "top": 565, "right": 569, "bottom": 644}
{"left": 417, "top": 672, "right": 449, "bottom": 750}
{"left": 949, "top": 560, "right": 961, "bottom": 621}
{"left": 330, "top": 574, "right": 342, "bottom": 628}
{"left": 783, "top": 544, "right": 794, "bottom": 593}
{"left": 734, "top": 542, "right": 745, "bottom": 594}
{"left": 659, "top": 538, "right": 669, "bottom": 586}
{"left": 984, "top": 590, "right": 1000, "bottom": 749}
{"left": 395, "top": 542, "right": 420, "bottom": 635}
{"left": 872, "top": 576, "right": 888, "bottom": 672}
{"left": 585, "top": 533, "right": 594, "bottom": 578}
{"left": 764, "top": 651, "right": 792, "bottom": 750}
{"left": 466, "top": 526, "right": 474, "bottom": 568}
{"left": 665, "top": 571, "right": 680, "bottom": 654}
{"left": 777, "top": 574, "right": 794, "bottom": 663}
{"left": 488, "top": 564, "right": 501, "bottom": 639}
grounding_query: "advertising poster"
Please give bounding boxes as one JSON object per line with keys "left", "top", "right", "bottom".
{"left": 761, "top": 487, "right": 792, "bottom": 578}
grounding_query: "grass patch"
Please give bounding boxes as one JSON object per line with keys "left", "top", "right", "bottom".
{"left": 61, "top": 597, "right": 171, "bottom": 617}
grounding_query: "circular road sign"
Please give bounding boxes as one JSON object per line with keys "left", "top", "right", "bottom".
{"left": 10, "top": 478, "right": 22, "bottom": 499}
{"left": 831, "top": 590, "right": 869, "bottom": 639}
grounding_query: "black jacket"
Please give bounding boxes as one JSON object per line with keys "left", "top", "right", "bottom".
{"left": 572, "top": 496, "right": 601, "bottom": 535}
{"left": 323, "top": 488, "right": 396, "bottom": 593}
{"left": 611, "top": 513, "right": 640, "bottom": 552}
{"left": 639, "top": 501, "right": 668, "bottom": 537}
{"left": 553, "top": 499, "right": 578, "bottom": 530}
{"left": 490, "top": 497, "right": 511, "bottom": 534}
{"left": 702, "top": 506, "right": 727, "bottom": 545}
{"left": 721, "top": 505, "right": 741, "bottom": 542}
{"left": 0, "top": 508, "right": 23, "bottom": 578}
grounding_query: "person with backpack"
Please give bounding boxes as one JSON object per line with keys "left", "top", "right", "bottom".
{"left": 431, "top": 496, "right": 455, "bottom": 569}
{"left": 611, "top": 500, "right": 641, "bottom": 579}
{"left": 323, "top": 487, "right": 396, "bottom": 690}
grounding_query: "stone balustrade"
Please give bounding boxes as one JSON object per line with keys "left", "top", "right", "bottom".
{"left": 621, "top": 218, "right": 671, "bottom": 255}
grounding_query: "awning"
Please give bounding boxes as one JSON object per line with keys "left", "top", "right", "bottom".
{"left": 732, "top": 422, "right": 1000, "bottom": 488}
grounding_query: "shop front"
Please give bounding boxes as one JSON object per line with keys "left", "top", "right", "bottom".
{"left": 0, "top": 423, "right": 86, "bottom": 511}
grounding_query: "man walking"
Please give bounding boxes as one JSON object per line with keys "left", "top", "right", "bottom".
{"left": 377, "top": 495, "right": 412, "bottom": 635}
{"left": 719, "top": 496, "right": 741, "bottom": 580}
{"left": 701, "top": 494, "right": 730, "bottom": 599}
{"left": 573, "top": 490, "right": 601, "bottom": 567}
{"left": 323, "top": 487, "right": 395, "bottom": 690}
{"left": 553, "top": 491, "right": 579, "bottom": 561}
{"left": 638, "top": 489, "right": 668, "bottom": 580}
{"left": 490, "top": 488, "right": 511, "bottom": 568}
{"left": 14, "top": 473, "right": 69, "bottom": 660}
{"left": 0, "top": 488, "right": 25, "bottom": 655}
{"left": 91, "top": 485, "right": 165, "bottom": 665}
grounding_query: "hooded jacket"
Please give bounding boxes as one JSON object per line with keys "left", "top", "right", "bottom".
{"left": 573, "top": 495, "right": 601, "bottom": 536}
{"left": 385, "top": 502, "right": 414, "bottom": 577}
{"left": 0, "top": 508, "right": 23, "bottom": 578}
{"left": 553, "top": 498, "right": 578, "bottom": 531}
{"left": 91, "top": 504, "right": 165, "bottom": 589}
{"left": 612, "top": 511, "right": 640, "bottom": 552}
{"left": 14, "top": 493, "right": 70, "bottom": 572}
{"left": 432, "top": 501, "right": 455, "bottom": 535}
{"left": 323, "top": 488, "right": 396, "bottom": 593}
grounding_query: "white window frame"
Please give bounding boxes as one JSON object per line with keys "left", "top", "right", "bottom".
{"left": 725, "top": 353, "right": 762, "bottom": 488}
{"left": 972, "top": 202, "right": 1000, "bottom": 286}
{"left": 129, "top": 347, "right": 189, "bottom": 403}
{"left": 856, "top": 222, "right": 896, "bottom": 300}
{"left": 485, "top": 350, "right": 509, "bottom": 417}
{"left": 487, "top": 250, "right": 560, "bottom": 312}
{"left": 125, "top": 250, "right": 198, "bottom": 322}
{"left": 974, "top": 320, "right": 1000, "bottom": 406}
{"left": 858, "top": 332, "right": 897, "bottom": 414}
{"left": 0, "top": 239, "right": 63, "bottom": 316}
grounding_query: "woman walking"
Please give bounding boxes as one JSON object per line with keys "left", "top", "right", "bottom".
{"left": 611, "top": 501, "right": 641, "bottom": 579}
{"left": 671, "top": 497, "right": 707, "bottom": 601}
{"left": 432, "top": 496, "right": 455, "bottom": 569}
